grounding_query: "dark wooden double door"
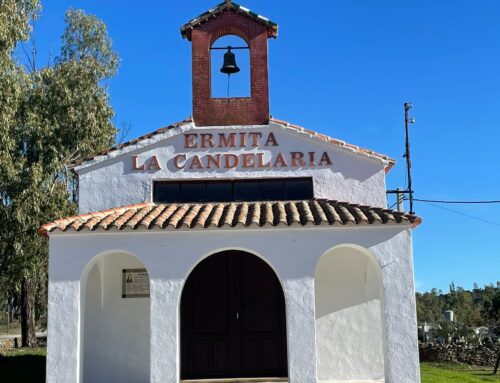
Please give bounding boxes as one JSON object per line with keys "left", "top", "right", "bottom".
{"left": 181, "top": 251, "right": 288, "bottom": 380}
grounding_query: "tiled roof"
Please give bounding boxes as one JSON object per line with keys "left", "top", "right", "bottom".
{"left": 269, "top": 117, "right": 396, "bottom": 173}
{"left": 38, "top": 200, "right": 421, "bottom": 236}
{"left": 180, "top": 0, "right": 278, "bottom": 40}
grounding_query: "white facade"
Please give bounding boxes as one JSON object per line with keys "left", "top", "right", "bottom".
{"left": 43, "top": 118, "right": 421, "bottom": 383}
{"left": 47, "top": 226, "right": 419, "bottom": 383}
{"left": 75, "top": 121, "right": 389, "bottom": 214}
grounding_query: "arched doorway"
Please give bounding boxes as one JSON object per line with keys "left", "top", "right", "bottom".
{"left": 181, "top": 250, "right": 288, "bottom": 380}
{"left": 81, "top": 252, "right": 150, "bottom": 383}
{"left": 314, "top": 245, "right": 385, "bottom": 382}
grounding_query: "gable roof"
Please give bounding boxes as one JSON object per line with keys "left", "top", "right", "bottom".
{"left": 71, "top": 117, "right": 194, "bottom": 169}
{"left": 38, "top": 199, "right": 421, "bottom": 236}
{"left": 70, "top": 117, "right": 396, "bottom": 172}
{"left": 180, "top": 0, "right": 278, "bottom": 40}
{"left": 269, "top": 117, "right": 396, "bottom": 173}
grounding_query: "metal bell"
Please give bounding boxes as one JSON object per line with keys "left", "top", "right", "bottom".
{"left": 220, "top": 47, "right": 240, "bottom": 75}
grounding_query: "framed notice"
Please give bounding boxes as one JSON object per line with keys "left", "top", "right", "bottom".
{"left": 122, "top": 269, "right": 150, "bottom": 298}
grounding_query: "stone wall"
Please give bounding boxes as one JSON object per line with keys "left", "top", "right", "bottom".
{"left": 419, "top": 342, "right": 499, "bottom": 366}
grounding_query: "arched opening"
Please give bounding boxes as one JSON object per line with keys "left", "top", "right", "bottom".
{"left": 211, "top": 35, "right": 250, "bottom": 98}
{"left": 81, "top": 252, "right": 150, "bottom": 383}
{"left": 315, "top": 245, "right": 386, "bottom": 382}
{"left": 181, "top": 250, "right": 288, "bottom": 380}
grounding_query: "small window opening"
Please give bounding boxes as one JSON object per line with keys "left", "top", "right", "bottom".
{"left": 211, "top": 35, "right": 250, "bottom": 98}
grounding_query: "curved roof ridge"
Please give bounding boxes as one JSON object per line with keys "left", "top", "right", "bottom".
{"left": 180, "top": 1, "right": 278, "bottom": 41}
{"left": 38, "top": 200, "right": 421, "bottom": 237}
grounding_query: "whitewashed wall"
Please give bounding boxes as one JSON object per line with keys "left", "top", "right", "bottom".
{"left": 82, "top": 253, "right": 150, "bottom": 383}
{"left": 46, "top": 225, "right": 420, "bottom": 383}
{"left": 315, "top": 245, "right": 385, "bottom": 382}
{"left": 75, "top": 122, "right": 388, "bottom": 213}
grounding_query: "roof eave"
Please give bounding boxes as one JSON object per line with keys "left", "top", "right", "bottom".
{"left": 41, "top": 221, "right": 420, "bottom": 237}
{"left": 269, "top": 117, "right": 397, "bottom": 173}
{"left": 38, "top": 200, "right": 422, "bottom": 237}
{"left": 71, "top": 117, "right": 194, "bottom": 172}
{"left": 180, "top": 1, "right": 278, "bottom": 41}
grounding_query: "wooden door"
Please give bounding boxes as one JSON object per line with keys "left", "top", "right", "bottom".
{"left": 181, "top": 251, "right": 288, "bottom": 380}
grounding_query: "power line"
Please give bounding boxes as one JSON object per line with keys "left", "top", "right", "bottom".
{"left": 388, "top": 201, "right": 398, "bottom": 210}
{"left": 416, "top": 200, "right": 500, "bottom": 228}
{"left": 413, "top": 198, "right": 500, "bottom": 204}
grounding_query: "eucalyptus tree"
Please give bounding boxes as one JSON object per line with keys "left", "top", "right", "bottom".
{"left": 0, "top": 1, "right": 119, "bottom": 346}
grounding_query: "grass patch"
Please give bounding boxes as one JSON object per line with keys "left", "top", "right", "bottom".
{"left": 0, "top": 353, "right": 499, "bottom": 383}
{"left": 0, "top": 348, "right": 46, "bottom": 383}
{"left": 421, "top": 362, "right": 500, "bottom": 383}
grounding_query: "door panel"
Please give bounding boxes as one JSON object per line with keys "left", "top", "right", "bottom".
{"left": 240, "top": 254, "right": 280, "bottom": 333}
{"left": 238, "top": 254, "right": 287, "bottom": 376}
{"left": 192, "top": 254, "right": 229, "bottom": 333}
{"left": 181, "top": 251, "right": 288, "bottom": 379}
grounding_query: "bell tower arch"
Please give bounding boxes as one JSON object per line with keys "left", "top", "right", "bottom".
{"left": 181, "top": 0, "right": 278, "bottom": 126}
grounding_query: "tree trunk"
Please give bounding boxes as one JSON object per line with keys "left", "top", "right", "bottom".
{"left": 7, "top": 298, "right": 14, "bottom": 322}
{"left": 494, "top": 347, "right": 500, "bottom": 375}
{"left": 21, "top": 277, "right": 36, "bottom": 347}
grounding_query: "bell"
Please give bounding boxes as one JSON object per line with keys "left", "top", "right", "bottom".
{"left": 220, "top": 47, "right": 240, "bottom": 75}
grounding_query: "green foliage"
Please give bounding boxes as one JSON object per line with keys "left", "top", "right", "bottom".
{"left": 416, "top": 283, "right": 500, "bottom": 331}
{"left": 0, "top": 1, "right": 119, "bottom": 341}
{"left": 60, "top": 9, "right": 119, "bottom": 79}
{"left": 0, "top": 0, "right": 40, "bottom": 62}
{"left": 417, "top": 288, "right": 446, "bottom": 323}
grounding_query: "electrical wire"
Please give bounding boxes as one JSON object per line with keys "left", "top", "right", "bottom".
{"left": 413, "top": 198, "right": 500, "bottom": 204}
{"left": 388, "top": 201, "right": 398, "bottom": 210}
{"left": 415, "top": 200, "right": 500, "bottom": 228}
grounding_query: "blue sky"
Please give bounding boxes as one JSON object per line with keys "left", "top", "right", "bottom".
{"left": 22, "top": 0, "right": 500, "bottom": 292}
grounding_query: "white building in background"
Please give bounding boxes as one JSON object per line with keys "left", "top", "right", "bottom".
{"left": 444, "top": 310, "right": 454, "bottom": 322}
{"left": 40, "top": 2, "right": 422, "bottom": 383}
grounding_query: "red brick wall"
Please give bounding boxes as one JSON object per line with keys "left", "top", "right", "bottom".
{"left": 191, "top": 10, "right": 270, "bottom": 126}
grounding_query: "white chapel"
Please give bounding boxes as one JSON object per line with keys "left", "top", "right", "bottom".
{"left": 40, "top": 2, "right": 422, "bottom": 383}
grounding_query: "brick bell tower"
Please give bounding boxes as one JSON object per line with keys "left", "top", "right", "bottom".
{"left": 181, "top": 0, "right": 278, "bottom": 126}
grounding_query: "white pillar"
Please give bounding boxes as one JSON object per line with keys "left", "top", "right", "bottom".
{"left": 376, "top": 231, "right": 420, "bottom": 383}
{"left": 46, "top": 279, "right": 80, "bottom": 383}
{"left": 284, "top": 277, "right": 318, "bottom": 383}
{"left": 150, "top": 278, "right": 182, "bottom": 383}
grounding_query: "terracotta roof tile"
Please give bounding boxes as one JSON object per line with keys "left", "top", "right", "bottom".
{"left": 38, "top": 200, "right": 421, "bottom": 237}
{"left": 180, "top": 1, "right": 278, "bottom": 41}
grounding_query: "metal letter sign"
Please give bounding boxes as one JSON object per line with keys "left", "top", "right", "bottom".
{"left": 122, "top": 269, "right": 150, "bottom": 298}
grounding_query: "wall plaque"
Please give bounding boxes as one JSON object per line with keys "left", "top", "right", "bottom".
{"left": 122, "top": 269, "right": 150, "bottom": 298}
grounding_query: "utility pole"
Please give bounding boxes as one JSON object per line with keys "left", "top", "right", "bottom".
{"left": 404, "top": 102, "right": 415, "bottom": 214}
{"left": 397, "top": 187, "right": 404, "bottom": 212}
{"left": 386, "top": 102, "right": 415, "bottom": 214}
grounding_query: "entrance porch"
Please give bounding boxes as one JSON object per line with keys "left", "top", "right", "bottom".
{"left": 45, "top": 223, "right": 420, "bottom": 383}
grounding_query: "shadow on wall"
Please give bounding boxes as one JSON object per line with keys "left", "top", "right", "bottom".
{"left": 315, "top": 245, "right": 386, "bottom": 382}
{"left": 81, "top": 252, "right": 150, "bottom": 383}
